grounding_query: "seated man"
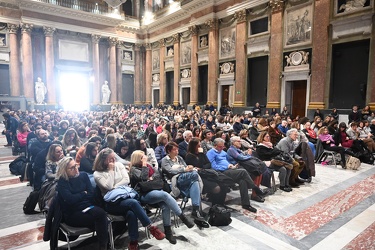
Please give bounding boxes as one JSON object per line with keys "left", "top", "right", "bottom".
{"left": 207, "top": 138, "right": 267, "bottom": 213}
{"left": 226, "top": 136, "right": 268, "bottom": 203}
{"left": 276, "top": 128, "right": 305, "bottom": 187}
{"left": 178, "top": 130, "right": 192, "bottom": 159}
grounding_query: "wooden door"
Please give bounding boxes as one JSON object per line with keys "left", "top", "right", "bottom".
{"left": 292, "top": 80, "right": 306, "bottom": 118}
{"left": 222, "top": 85, "right": 229, "bottom": 106}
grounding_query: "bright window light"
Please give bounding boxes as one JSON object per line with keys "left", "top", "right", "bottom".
{"left": 59, "top": 72, "right": 90, "bottom": 112}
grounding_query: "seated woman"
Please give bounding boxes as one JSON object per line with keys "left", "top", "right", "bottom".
{"left": 17, "top": 121, "right": 30, "bottom": 152}
{"left": 318, "top": 126, "right": 347, "bottom": 169}
{"left": 61, "top": 128, "right": 81, "bottom": 157}
{"left": 129, "top": 150, "right": 194, "bottom": 244}
{"left": 302, "top": 121, "right": 317, "bottom": 144}
{"left": 238, "top": 129, "right": 256, "bottom": 150}
{"left": 134, "top": 138, "right": 158, "bottom": 169}
{"left": 226, "top": 136, "right": 268, "bottom": 202}
{"left": 161, "top": 142, "right": 207, "bottom": 226}
{"left": 80, "top": 142, "right": 99, "bottom": 187}
{"left": 93, "top": 148, "right": 165, "bottom": 250}
{"left": 185, "top": 138, "right": 228, "bottom": 205}
{"left": 268, "top": 121, "right": 283, "bottom": 146}
{"left": 256, "top": 132, "right": 292, "bottom": 192}
{"left": 200, "top": 129, "right": 214, "bottom": 154}
{"left": 154, "top": 133, "right": 168, "bottom": 166}
{"left": 56, "top": 157, "right": 109, "bottom": 250}
{"left": 45, "top": 143, "right": 64, "bottom": 181}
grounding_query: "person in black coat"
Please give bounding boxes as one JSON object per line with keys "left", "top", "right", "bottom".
{"left": 56, "top": 157, "right": 109, "bottom": 250}
{"left": 2, "top": 113, "right": 18, "bottom": 146}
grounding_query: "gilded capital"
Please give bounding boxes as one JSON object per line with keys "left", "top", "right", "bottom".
{"left": 188, "top": 25, "right": 199, "bottom": 36}
{"left": 172, "top": 33, "right": 180, "bottom": 43}
{"left": 21, "top": 23, "right": 33, "bottom": 34}
{"left": 159, "top": 38, "right": 165, "bottom": 47}
{"left": 7, "top": 23, "right": 18, "bottom": 34}
{"left": 92, "top": 34, "right": 101, "bottom": 43}
{"left": 205, "top": 19, "right": 218, "bottom": 30}
{"left": 269, "top": 0, "right": 284, "bottom": 13}
{"left": 234, "top": 9, "right": 247, "bottom": 23}
{"left": 43, "top": 26, "right": 56, "bottom": 37}
{"left": 108, "top": 37, "right": 118, "bottom": 46}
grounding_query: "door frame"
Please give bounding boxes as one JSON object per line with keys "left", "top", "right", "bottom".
{"left": 281, "top": 69, "right": 310, "bottom": 117}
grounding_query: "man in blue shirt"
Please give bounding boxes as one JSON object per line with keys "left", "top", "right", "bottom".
{"left": 207, "top": 138, "right": 266, "bottom": 213}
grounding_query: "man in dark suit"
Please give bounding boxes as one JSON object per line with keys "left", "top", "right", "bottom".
{"left": 178, "top": 130, "right": 193, "bottom": 159}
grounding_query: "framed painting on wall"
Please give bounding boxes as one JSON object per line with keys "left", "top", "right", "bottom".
{"left": 152, "top": 49, "right": 160, "bottom": 71}
{"left": 284, "top": 3, "right": 313, "bottom": 48}
{"left": 180, "top": 41, "right": 191, "bottom": 65}
{"left": 219, "top": 26, "right": 236, "bottom": 59}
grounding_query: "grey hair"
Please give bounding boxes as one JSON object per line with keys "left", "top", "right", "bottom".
{"left": 287, "top": 128, "right": 298, "bottom": 137}
{"left": 183, "top": 130, "right": 192, "bottom": 139}
{"left": 213, "top": 138, "right": 225, "bottom": 146}
{"left": 230, "top": 136, "right": 241, "bottom": 145}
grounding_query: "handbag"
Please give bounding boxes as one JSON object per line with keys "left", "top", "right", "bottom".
{"left": 138, "top": 179, "right": 164, "bottom": 194}
{"left": 208, "top": 204, "right": 232, "bottom": 226}
{"left": 270, "top": 152, "right": 293, "bottom": 170}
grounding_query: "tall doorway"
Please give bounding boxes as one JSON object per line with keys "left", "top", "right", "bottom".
{"left": 182, "top": 87, "right": 190, "bottom": 108}
{"left": 222, "top": 85, "right": 230, "bottom": 106}
{"left": 291, "top": 80, "right": 307, "bottom": 118}
{"left": 153, "top": 89, "right": 159, "bottom": 107}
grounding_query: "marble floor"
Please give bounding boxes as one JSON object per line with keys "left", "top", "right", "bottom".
{"left": 0, "top": 124, "right": 374, "bottom": 250}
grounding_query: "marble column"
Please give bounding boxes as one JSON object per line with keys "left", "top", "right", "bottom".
{"left": 7, "top": 24, "right": 20, "bottom": 97}
{"left": 43, "top": 26, "right": 56, "bottom": 104}
{"left": 367, "top": 12, "right": 375, "bottom": 109}
{"left": 116, "top": 42, "right": 123, "bottom": 104}
{"left": 108, "top": 37, "right": 118, "bottom": 103}
{"left": 21, "top": 23, "right": 34, "bottom": 99}
{"left": 173, "top": 33, "right": 180, "bottom": 106}
{"left": 267, "top": 2, "right": 284, "bottom": 109}
{"left": 309, "top": 0, "right": 329, "bottom": 110}
{"left": 92, "top": 34, "right": 101, "bottom": 105}
{"left": 134, "top": 44, "right": 142, "bottom": 105}
{"left": 233, "top": 9, "right": 247, "bottom": 108}
{"left": 145, "top": 43, "right": 152, "bottom": 105}
{"left": 159, "top": 39, "right": 165, "bottom": 104}
{"left": 189, "top": 25, "right": 198, "bottom": 107}
{"left": 206, "top": 19, "right": 219, "bottom": 106}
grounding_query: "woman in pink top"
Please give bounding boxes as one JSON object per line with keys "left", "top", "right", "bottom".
{"left": 16, "top": 121, "right": 30, "bottom": 147}
{"left": 317, "top": 126, "right": 347, "bottom": 169}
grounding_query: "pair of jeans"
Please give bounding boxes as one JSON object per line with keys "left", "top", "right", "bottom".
{"left": 141, "top": 190, "right": 182, "bottom": 226}
{"left": 105, "top": 198, "right": 151, "bottom": 241}
{"left": 65, "top": 206, "right": 109, "bottom": 247}
{"left": 177, "top": 171, "right": 201, "bottom": 207}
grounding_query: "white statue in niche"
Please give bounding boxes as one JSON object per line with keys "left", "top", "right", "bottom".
{"left": 200, "top": 36, "right": 207, "bottom": 48}
{"left": 101, "top": 81, "right": 111, "bottom": 105}
{"left": 35, "top": 77, "right": 47, "bottom": 104}
{"left": 167, "top": 48, "right": 174, "bottom": 56}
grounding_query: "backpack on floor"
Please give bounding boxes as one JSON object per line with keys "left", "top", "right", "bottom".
{"left": 355, "top": 150, "right": 374, "bottom": 164}
{"left": 9, "top": 156, "right": 27, "bottom": 176}
{"left": 346, "top": 156, "right": 361, "bottom": 170}
{"left": 23, "top": 190, "right": 41, "bottom": 214}
{"left": 208, "top": 204, "right": 232, "bottom": 226}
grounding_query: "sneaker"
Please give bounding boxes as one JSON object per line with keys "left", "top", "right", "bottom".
{"left": 128, "top": 240, "right": 139, "bottom": 250}
{"left": 148, "top": 225, "right": 165, "bottom": 240}
{"left": 242, "top": 205, "right": 257, "bottom": 213}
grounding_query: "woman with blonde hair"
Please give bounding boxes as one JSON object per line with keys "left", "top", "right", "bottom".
{"left": 129, "top": 150, "right": 194, "bottom": 244}
{"left": 93, "top": 148, "right": 165, "bottom": 250}
{"left": 56, "top": 157, "right": 109, "bottom": 250}
{"left": 45, "top": 143, "right": 64, "bottom": 180}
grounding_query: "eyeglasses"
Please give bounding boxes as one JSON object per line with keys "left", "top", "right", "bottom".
{"left": 67, "top": 164, "right": 79, "bottom": 171}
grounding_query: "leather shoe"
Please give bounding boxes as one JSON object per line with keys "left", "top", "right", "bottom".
{"left": 242, "top": 205, "right": 257, "bottom": 213}
{"left": 280, "top": 186, "right": 292, "bottom": 192}
{"left": 251, "top": 195, "right": 265, "bottom": 203}
{"left": 295, "top": 178, "right": 305, "bottom": 184}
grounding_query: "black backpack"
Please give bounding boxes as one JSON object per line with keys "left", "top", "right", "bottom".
{"left": 9, "top": 156, "right": 27, "bottom": 176}
{"left": 23, "top": 190, "right": 41, "bottom": 214}
{"left": 208, "top": 204, "right": 232, "bottom": 226}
